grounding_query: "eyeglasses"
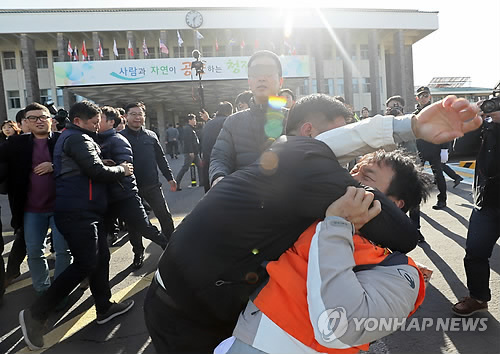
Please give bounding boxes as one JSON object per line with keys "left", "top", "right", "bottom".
{"left": 26, "top": 115, "right": 50, "bottom": 122}
{"left": 128, "top": 112, "right": 144, "bottom": 117}
{"left": 248, "top": 64, "right": 279, "bottom": 78}
{"left": 418, "top": 93, "right": 430, "bottom": 99}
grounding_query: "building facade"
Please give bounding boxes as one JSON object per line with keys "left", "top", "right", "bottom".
{"left": 0, "top": 7, "right": 438, "bottom": 141}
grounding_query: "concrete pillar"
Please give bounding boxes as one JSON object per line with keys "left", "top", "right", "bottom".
{"left": 57, "top": 33, "right": 69, "bottom": 62}
{"left": 313, "top": 29, "right": 325, "bottom": 94}
{"left": 193, "top": 30, "right": 200, "bottom": 50}
{"left": 127, "top": 31, "right": 136, "bottom": 59}
{"left": 404, "top": 45, "right": 416, "bottom": 112}
{"left": 20, "top": 34, "right": 40, "bottom": 104}
{"left": 160, "top": 30, "right": 168, "bottom": 58}
{"left": 92, "top": 32, "right": 101, "bottom": 61}
{"left": 0, "top": 60, "right": 7, "bottom": 119}
{"left": 341, "top": 31, "right": 353, "bottom": 105}
{"left": 63, "top": 88, "right": 76, "bottom": 111}
{"left": 368, "top": 30, "right": 382, "bottom": 115}
{"left": 392, "top": 30, "right": 406, "bottom": 101}
{"left": 156, "top": 103, "right": 167, "bottom": 148}
{"left": 384, "top": 52, "right": 395, "bottom": 98}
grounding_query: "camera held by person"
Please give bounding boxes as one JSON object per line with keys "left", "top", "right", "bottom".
{"left": 45, "top": 100, "right": 69, "bottom": 131}
{"left": 480, "top": 90, "right": 500, "bottom": 114}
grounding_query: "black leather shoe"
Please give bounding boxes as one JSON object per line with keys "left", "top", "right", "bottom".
{"left": 432, "top": 201, "right": 447, "bottom": 210}
{"left": 132, "top": 253, "right": 144, "bottom": 269}
{"left": 417, "top": 229, "right": 426, "bottom": 244}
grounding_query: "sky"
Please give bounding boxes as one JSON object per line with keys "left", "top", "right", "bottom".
{"left": 2, "top": 0, "right": 499, "bottom": 89}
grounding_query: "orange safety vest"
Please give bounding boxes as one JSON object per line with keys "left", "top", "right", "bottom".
{"left": 254, "top": 220, "right": 426, "bottom": 354}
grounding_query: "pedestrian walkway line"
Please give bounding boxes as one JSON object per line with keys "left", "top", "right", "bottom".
{"left": 16, "top": 272, "right": 154, "bottom": 353}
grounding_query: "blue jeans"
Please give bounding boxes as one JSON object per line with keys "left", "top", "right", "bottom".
{"left": 464, "top": 206, "right": 500, "bottom": 302}
{"left": 24, "top": 212, "right": 72, "bottom": 293}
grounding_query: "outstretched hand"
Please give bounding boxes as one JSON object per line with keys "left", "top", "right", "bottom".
{"left": 414, "top": 95, "right": 482, "bottom": 143}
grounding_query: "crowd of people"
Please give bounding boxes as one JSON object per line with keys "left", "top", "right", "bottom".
{"left": 0, "top": 49, "right": 497, "bottom": 354}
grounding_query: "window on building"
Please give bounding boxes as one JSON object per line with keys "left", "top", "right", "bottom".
{"left": 187, "top": 46, "right": 195, "bottom": 58}
{"left": 117, "top": 48, "right": 126, "bottom": 60}
{"left": 3, "top": 51, "right": 16, "bottom": 69}
{"left": 325, "top": 78, "right": 335, "bottom": 95}
{"left": 7, "top": 91, "right": 21, "bottom": 109}
{"left": 216, "top": 45, "right": 225, "bottom": 57}
{"left": 360, "top": 45, "right": 369, "bottom": 60}
{"left": 243, "top": 45, "right": 253, "bottom": 56}
{"left": 202, "top": 46, "right": 213, "bottom": 57}
{"left": 352, "top": 78, "right": 359, "bottom": 93}
{"left": 299, "top": 78, "right": 309, "bottom": 95}
{"left": 174, "top": 46, "right": 184, "bottom": 58}
{"left": 337, "top": 78, "right": 344, "bottom": 96}
{"left": 20, "top": 51, "right": 24, "bottom": 69}
{"left": 135, "top": 48, "right": 139, "bottom": 58}
{"left": 102, "top": 48, "right": 110, "bottom": 60}
{"left": 52, "top": 49, "right": 59, "bottom": 63}
{"left": 351, "top": 45, "right": 357, "bottom": 61}
{"left": 322, "top": 43, "right": 333, "bottom": 59}
{"left": 87, "top": 49, "right": 94, "bottom": 61}
{"left": 40, "top": 89, "right": 51, "bottom": 105}
{"left": 56, "top": 88, "right": 64, "bottom": 107}
{"left": 362, "top": 78, "right": 371, "bottom": 93}
{"left": 36, "top": 51, "right": 48, "bottom": 69}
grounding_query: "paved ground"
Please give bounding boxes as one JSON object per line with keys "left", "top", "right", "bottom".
{"left": 1, "top": 158, "right": 498, "bottom": 354}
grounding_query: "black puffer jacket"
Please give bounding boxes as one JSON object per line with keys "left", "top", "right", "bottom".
{"left": 159, "top": 136, "right": 419, "bottom": 325}
{"left": 97, "top": 128, "right": 138, "bottom": 203}
{"left": 54, "top": 124, "right": 125, "bottom": 214}
{"left": 209, "top": 100, "right": 285, "bottom": 184}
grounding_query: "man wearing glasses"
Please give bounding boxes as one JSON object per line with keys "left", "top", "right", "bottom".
{"left": 0, "top": 103, "right": 71, "bottom": 296}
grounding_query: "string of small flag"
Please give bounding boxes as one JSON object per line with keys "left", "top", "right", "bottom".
{"left": 65, "top": 33, "right": 296, "bottom": 60}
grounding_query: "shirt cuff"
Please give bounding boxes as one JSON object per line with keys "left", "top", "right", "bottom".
{"left": 393, "top": 114, "right": 416, "bottom": 144}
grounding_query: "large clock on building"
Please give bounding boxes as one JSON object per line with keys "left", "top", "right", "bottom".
{"left": 186, "top": 10, "right": 203, "bottom": 28}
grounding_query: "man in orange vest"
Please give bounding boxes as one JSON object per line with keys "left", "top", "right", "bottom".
{"left": 216, "top": 149, "right": 432, "bottom": 354}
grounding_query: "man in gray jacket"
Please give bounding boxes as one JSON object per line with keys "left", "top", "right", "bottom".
{"left": 165, "top": 123, "right": 179, "bottom": 159}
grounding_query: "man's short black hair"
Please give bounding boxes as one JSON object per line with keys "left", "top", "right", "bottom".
{"left": 101, "top": 106, "right": 120, "bottom": 128}
{"left": 116, "top": 107, "right": 125, "bottom": 116}
{"left": 386, "top": 95, "right": 405, "bottom": 107}
{"left": 248, "top": 50, "right": 282, "bottom": 78}
{"left": 235, "top": 90, "right": 253, "bottom": 105}
{"left": 24, "top": 102, "right": 50, "bottom": 116}
{"left": 355, "top": 149, "right": 433, "bottom": 213}
{"left": 184, "top": 113, "right": 196, "bottom": 124}
{"left": 279, "top": 88, "right": 295, "bottom": 101}
{"left": 69, "top": 101, "right": 101, "bottom": 122}
{"left": 124, "top": 102, "right": 146, "bottom": 114}
{"left": 15, "top": 109, "right": 25, "bottom": 124}
{"left": 217, "top": 101, "right": 233, "bottom": 117}
{"left": 285, "top": 94, "right": 351, "bottom": 135}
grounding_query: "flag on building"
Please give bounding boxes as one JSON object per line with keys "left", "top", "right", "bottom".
{"left": 113, "top": 39, "right": 119, "bottom": 57}
{"left": 72, "top": 47, "right": 78, "bottom": 61}
{"left": 81, "top": 40, "right": 88, "bottom": 61}
{"left": 196, "top": 31, "right": 204, "bottom": 40}
{"left": 67, "top": 40, "right": 73, "bottom": 57}
{"left": 98, "top": 40, "right": 104, "bottom": 58}
{"left": 177, "top": 30, "right": 184, "bottom": 47}
{"left": 240, "top": 40, "right": 246, "bottom": 49}
{"left": 228, "top": 38, "right": 236, "bottom": 46}
{"left": 142, "top": 38, "right": 149, "bottom": 57}
{"left": 254, "top": 39, "right": 260, "bottom": 49}
{"left": 215, "top": 38, "right": 219, "bottom": 52}
{"left": 159, "top": 38, "right": 169, "bottom": 55}
{"left": 128, "top": 40, "right": 134, "bottom": 57}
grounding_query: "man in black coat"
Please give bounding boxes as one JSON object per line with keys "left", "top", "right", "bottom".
{"left": 19, "top": 101, "right": 135, "bottom": 351}
{"left": 120, "top": 102, "right": 177, "bottom": 241}
{"left": 175, "top": 114, "right": 202, "bottom": 191}
{"left": 144, "top": 94, "right": 482, "bottom": 353}
{"left": 98, "top": 106, "right": 168, "bottom": 269}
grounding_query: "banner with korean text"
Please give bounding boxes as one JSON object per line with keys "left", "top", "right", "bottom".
{"left": 54, "top": 56, "right": 310, "bottom": 86}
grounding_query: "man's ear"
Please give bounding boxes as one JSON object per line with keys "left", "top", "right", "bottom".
{"left": 394, "top": 199, "right": 405, "bottom": 210}
{"left": 299, "top": 122, "right": 313, "bottom": 137}
{"left": 279, "top": 77, "right": 284, "bottom": 87}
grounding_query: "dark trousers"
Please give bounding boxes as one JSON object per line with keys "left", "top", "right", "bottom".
{"left": 5, "top": 228, "right": 26, "bottom": 279}
{"left": 201, "top": 160, "right": 210, "bottom": 193}
{"left": 409, "top": 206, "right": 421, "bottom": 229}
{"left": 176, "top": 154, "right": 202, "bottom": 187}
{"left": 425, "top": 155, "right": 447, "bottom": 203}
{"left": 31, "top": 212, "right": 112, "bottom": 321}
{"left": 464, "top": 206, "right": 500, "bottom": 302}
{"left": 108, "top": 195, "right": 167, "bottom": 255}
{"left": 144, "top": 278, "right": 233, "bottom": 354}
{"left": 137, "top": 184, "right": 174, "bottom": 240}
{"left": 442, "top": 163, "right": 461, "bottom": 181}
{"left": 0, "top": 208, "right": 4, "bottom": 298}
{"left": 166, "top": 141, "right": 179, "bottom": 158}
